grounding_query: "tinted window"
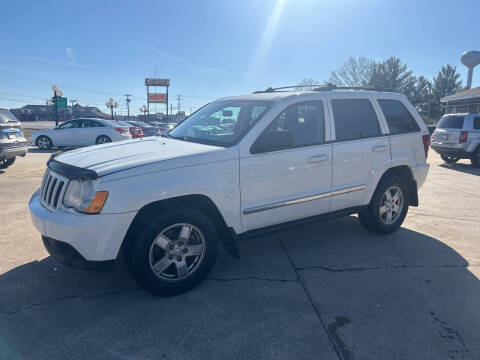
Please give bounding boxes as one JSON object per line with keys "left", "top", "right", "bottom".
{"left": 58, "top": 120, "right": 82, "bottom": 129}
{"left": 474, "top": 117, "right": 480, "bottom": 130}
{"left": 83, "top": 120, "right": 105, "bottom": 127}
{"left": 331, "top": 99, "right": 380, "bottom": 141}
{"left": 377, "top": 99, "right": 420, "bottom": 134}
{"left": 259, "top": 101, "right": 325, "bottom": 149}
{"left": 437, "top": 116, "right": 464, "bottom": 129}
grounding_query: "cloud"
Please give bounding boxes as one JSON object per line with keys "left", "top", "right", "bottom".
{"left": 130, "top": 41, "right": 237, "bottom": 77}
{"left": 66, "top": 47, "right": 75, "bottom": 61}
{"left": 129, "top": 41, "right": 182, "bottom": 62}
{"left": 26, "top": 55, "right": 95, "bottom": 71}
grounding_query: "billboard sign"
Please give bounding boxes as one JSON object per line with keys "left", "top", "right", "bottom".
{"left": 145, "top": 78, "right": 170, "bottom": 86}
{"left": 148, "top": 93, "right": 167, "bottom": 103}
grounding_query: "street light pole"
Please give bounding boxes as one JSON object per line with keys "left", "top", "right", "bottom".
{"left": 106, "top": 98, "right": 118, "bottom": 120}
{"left": 51, "top": 85, "right": 63, "bottom": 127}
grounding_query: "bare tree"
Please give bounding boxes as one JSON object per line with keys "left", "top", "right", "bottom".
{"left": 329, "top": 57, "right": 374, "bottom": 86}
{"left": 296, "top": 78, "right": 321, "bottom": 91}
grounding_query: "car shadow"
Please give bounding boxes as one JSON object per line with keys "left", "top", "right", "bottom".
{"left": 439, "top": 162, "right": 480, "bottom": 176}
{"left": 0, "top": 216, "right": 479, "bottom": 359}
{"left": 27, "top": 148, "right": 57, "bottom": 154}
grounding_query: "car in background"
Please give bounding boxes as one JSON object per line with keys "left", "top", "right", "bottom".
{"left": 150, "top": 122, "right": 176, "bottom": 136}
{"left": 30, "top": 118, "right": 132, "bottom": 150}
{"left": 430, "top": 113, "right": 480, "bottom": 167}
{"left": 116, "top": 121, "right": 144, "bottom": 139}
{"left": 0, "top": 108, "right": 28, "bottom": 168}
{"left": 125, "top": 120, "right": 159, "bottom": 137}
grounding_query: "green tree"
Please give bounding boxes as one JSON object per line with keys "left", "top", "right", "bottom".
{"left": 410, "top": 76, "right": 432, "bottom": 118}
{"left": 430, "top": 65, "right": 463, "bottom": 119}
{"left": 368, "top": 56, "right": 414, "bottom": 93}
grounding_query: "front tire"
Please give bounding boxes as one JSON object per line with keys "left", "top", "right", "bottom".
{"left": 125, "top": 208, "right": 219, "bottom": 296}
{"left": 36, "top": 136, "right": 52, "bottom": 150}
{"left": 358, "top": 176, "right": 409, "bottom": 234}
{"left": 441, "top": 154, "right": 460, "bottom": 164}
{"left": 0, "top": 157, "right": 15, "bottom": 169}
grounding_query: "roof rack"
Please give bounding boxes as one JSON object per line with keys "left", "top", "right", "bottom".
{"left": 253, "top": 83, "right": 396, "bottom": 94}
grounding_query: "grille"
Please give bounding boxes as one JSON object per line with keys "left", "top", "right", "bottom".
{"left": 40, "top": 169, "right": 68, "bottom": 211}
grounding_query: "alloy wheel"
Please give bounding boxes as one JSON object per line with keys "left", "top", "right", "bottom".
{"left": 37, "top": 137, "right": 50, "bottom": 149}
{"left": 148, "top": 223, "right": 206, "bottom": 281}
{"left": 379, "top": 186, "right": 404, "bottom": 225}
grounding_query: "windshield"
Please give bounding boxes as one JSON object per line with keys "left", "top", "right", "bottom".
{"left": 437, "top": 116, "right": 464, "bottom": 129}
{"left": 0, "top": 110, "right": 19, "bottom": 124}
{"left": 168, "top": 100, "right": 271, "bottom": 146}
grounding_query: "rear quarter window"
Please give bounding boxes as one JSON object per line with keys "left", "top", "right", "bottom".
{"left": 474, "top": 117, "right": 480, "bottom": 130}
{"left": 437, "top": 116, "right": 465, "bottom": 129}
{"left": 377, "top": 99, "right": 420, "bottom": 134}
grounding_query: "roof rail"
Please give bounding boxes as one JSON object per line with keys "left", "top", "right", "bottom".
{"left": 253, "top": 83, "right": 396, "bottom": 94}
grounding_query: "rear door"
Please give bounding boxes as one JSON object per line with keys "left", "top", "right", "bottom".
{"left": 82, "top": 119, "right": 106, "bottom": 144}
{"left": 329, "top": 96, "right": 391, "bottom": 211}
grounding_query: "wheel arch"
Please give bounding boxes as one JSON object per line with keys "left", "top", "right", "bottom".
{"left": 120, "top": 194, "right": 239, "bottom": 258}
{"left": 376, "top": 165, "right": 418, "bottom": 206}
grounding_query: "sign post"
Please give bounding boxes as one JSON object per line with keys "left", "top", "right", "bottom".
{"left": 145, "top": 78, "right": 170, "bottom": 119}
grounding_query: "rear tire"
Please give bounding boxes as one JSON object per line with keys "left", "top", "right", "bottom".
{"left": 0, "top": 157, "right": 15, "bottom": 169}
{"left": 125, "top": 208, "right": 219, "bottom": 296}
{"left": 441, "top": 154, "right": 460, "bottom": 164}
{"left": 96, "top": 135, "right": 111, "bottom": 145}
{"left": 36, "top": 136, "right": 52, "bottom": 150}
{"left": 471, "top": 147, "right": 480, "bottom": 168}
{"left": 358, "top": 176, "right": 409, "bottom": 234}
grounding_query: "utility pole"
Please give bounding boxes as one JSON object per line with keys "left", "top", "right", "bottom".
{"left": 69, "top": 99, "right": 78, "bottom": 120}
{"left": 124, "top": 94, "right": 132, "bottom": 119}
{"left": 176, "top": 95, "right": 181, "bottom": 113}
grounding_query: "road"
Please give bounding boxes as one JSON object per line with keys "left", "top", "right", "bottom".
{"left": 0, "top": 150, "right": 479, "bottom": 360}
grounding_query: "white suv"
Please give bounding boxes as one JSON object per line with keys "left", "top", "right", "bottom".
{"left": 29, "top": 86, "right": 430, "bottom": 296}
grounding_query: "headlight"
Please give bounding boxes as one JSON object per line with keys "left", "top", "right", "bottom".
{"left": 63, "top": 180, "right": 108, "bottom": 214}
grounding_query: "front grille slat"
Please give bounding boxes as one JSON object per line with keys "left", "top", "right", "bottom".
{"left": 40, "top": 170, "right": 68, "bottom": 211}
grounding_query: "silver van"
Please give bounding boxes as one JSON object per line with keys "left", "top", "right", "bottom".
{"left": 431, "top": 113, "right": 480, "bottom": 167}
{"left": 0, "top": 109, "right": 28, "bottom": 169}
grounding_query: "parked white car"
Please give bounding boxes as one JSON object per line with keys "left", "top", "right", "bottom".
{"left": 29, "top": 86, "right": 430, "bottom": 296}
{"left": 30, "top": 118, "right": 132, "bottom": 149}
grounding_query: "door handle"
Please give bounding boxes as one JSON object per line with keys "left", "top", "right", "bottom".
{"left": 372, "top": 145, "right": 387, "bottom": 152}
{"left": 308, "top": 154, "right": 329, "bottom": 163}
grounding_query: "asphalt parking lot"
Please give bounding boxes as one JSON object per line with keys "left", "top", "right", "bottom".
{"left": 1, "top": 150, "right": 479, "bottom": 360}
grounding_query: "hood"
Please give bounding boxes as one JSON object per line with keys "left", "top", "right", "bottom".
{"left": 54, "top": 137, "right": 222, "bottom": 176}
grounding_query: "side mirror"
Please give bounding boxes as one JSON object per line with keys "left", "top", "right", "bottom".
{"left": 251, "top": 130, "right": 294, "bottom": 154}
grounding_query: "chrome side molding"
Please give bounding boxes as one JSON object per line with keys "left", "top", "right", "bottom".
{"left": 243, "top": 185, "right": 366, "bottom": 215}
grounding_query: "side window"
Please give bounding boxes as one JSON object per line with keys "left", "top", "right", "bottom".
{"left": 58, "top": 120, "right": 82, "bottom": 129}
{"left": 253, "top": 101, "right": 325, "bottom": 153}
{"left": 377, "top": 99, "right": 420, "bottom": 134}
{"left": 331, "top": 99, "right": 380, "bottom": 141}
{"left": 474, "top": 117, "right": 480, "bottom": 130}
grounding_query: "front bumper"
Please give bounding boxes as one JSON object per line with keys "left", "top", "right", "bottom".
{"left": 29, "top": 190, "right": 136, "bottom": 262}
{"left": 0, "top": 141, "right": 28, "bottom": 159}
{"left": 430, "top": 144, "right": 470, "bottom": 158}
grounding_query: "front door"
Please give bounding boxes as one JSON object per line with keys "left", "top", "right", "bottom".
{"left": 53, "top": 120, "right": 83, "bottom": 146}
{"left": 240, "top": 100, "right": 333, "bottom": 231}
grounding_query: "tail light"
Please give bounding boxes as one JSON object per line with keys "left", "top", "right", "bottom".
{"left": 422, "top": 134, "right": 430, "bottom": 158}
{"left": 129, "top": 126, "right": 144, "bottom": 138}
{"left": 459, "top": 131, "right": 468, "bottom": 143}
{"left": 114, "top": 127, "right": 128, "bottom": 134}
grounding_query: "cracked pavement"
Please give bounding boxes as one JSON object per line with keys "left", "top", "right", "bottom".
{"left": 1, "top": 151, "right": 479, "bottom": 360}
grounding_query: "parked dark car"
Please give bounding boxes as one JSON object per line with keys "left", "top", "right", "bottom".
{"left": 125, "top": 121, "right": 159, "bottom": 137}
{"left": 0, "top": 108, "right": 28, "bottom": 168}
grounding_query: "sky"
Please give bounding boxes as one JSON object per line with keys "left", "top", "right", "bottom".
{"left": 1, "top": 0, "right": 479, "bottom": 116}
